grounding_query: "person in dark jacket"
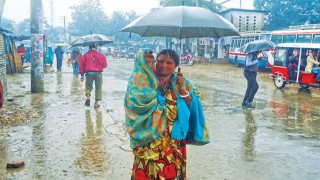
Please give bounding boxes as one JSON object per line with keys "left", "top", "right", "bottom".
{"left": 54, "top": 46, "right": 64, "bottom": 71}
{"left": 242, "top": 51, "right": 262, "bottom": 108}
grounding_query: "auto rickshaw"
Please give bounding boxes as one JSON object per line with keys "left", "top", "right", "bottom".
{"left": 126, "top": 47, "right": 136, "bottom": 61}
{"left": 270, "top": 43, "right": 320, "bottom": 89}
{"left": 113, "top": 48, "right": 120, "bottom": 58}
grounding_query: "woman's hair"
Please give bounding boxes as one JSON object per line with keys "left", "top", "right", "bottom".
{"left": 156, "top": 49, "right": 180, "bottom": 67}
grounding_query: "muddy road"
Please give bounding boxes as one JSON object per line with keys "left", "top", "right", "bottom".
{"left": 1, "top": 57, "right": 320, "bottom": 179}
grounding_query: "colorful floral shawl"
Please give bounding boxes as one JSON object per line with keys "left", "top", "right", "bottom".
{"left": 124, "top": 51, "right": 210, "bottom": 149}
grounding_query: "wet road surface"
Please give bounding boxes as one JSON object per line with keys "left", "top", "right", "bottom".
{"left": 1, "top": 57, "right": 320, "bottom": 179}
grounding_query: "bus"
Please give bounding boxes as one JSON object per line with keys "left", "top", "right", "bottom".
{"left": 228, "top": 31, "right": 271, "bottom": 70}
{"left": 270, "top": 29, "right": 320, "bottom": 44}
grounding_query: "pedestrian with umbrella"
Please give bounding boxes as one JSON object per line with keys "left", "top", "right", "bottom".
{"left": 121, "top": 5, "right": 239, "bottom": 179}
{"left": 72, "top": 34, "right": 112, "bottom": 108}
{"left": 241, "top": 39, "right": 277, "bottom": 108}
{"left": 79, "top": 44, "right": 106, "bottom": 108}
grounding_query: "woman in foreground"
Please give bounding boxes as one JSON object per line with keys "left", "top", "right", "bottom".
{"left": 124, "top": 49, "right": 210, "bottom": 179}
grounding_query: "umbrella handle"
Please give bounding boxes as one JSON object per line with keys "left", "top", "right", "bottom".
{"left": 176, "top": 67, "right": 181, "bottom": 85}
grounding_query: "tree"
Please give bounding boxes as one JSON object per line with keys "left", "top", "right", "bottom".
{"left": 1, "top": 18, "right": 15, "bottom": 32}
{"left": 16, "top": 19, "right": 31, "bottom": 35}
{"left": 69, "top": 0, "right": 109, "bottom": 36}
{"left": 254, "top": 0, "right": 320, "bottom": 30}
{"left": 108, "top": 11, "right": 140, "bottom": 44}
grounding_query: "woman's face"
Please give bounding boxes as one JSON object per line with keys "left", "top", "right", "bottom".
{"left": 156, "top": 54, "right": 176, "bottom": 77}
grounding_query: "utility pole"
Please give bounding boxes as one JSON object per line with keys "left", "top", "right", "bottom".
{"left": 61, "top": 16, "right": 67, "bottom": 43}
{"left": 50, "top": 0, "right": 54, "bottom": 27}
{"left": 63, "top": 16, "right": 66, "bottom": 43}
{"left": 30, "top": 0, "right": 44, "bottom": 93}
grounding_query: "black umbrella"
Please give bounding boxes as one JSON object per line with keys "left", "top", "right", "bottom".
{"left": 70, "top": 34, "right": 113, "bottom": 47}
{"left": 120, "top": 6, "right": 240, "bottom": 39}
{"left": 240, "top": 39, "right": 277, "bottom": 53}
{"left": 120, "top": 6, "right": 239, "bottom": 69}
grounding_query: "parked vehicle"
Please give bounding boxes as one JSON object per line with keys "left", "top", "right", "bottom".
{"left": 119, "top": 47, "right": 127, "bottom": 58}
{"left": 126, "top": 47, "right": 136, "bottom": 61}
{"left": 270, "top": 43, "right": 320, "bottom": 89}
{"left": 270, "top": 27, "right": 320, "bottom": 44}
{"left": 180, "top": 53, "right": 194, "bottom": 66}
{"left": 113, "top": 48, "right": 120, "bottom": 58}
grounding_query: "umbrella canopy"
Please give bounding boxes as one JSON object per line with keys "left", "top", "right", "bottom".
{"left": 240, "top": 39, "right": 277, "bottom": 53}
{"left": 120, "top": 6, "right": 240, "bottom": 39}
{"left": 70, "top": 34, "right": 113, "bottom": 47}
{"left": 55, "top": 42, "right": 69, "bottom": 46}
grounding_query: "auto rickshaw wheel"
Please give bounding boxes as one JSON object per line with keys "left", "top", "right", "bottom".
{"left": 298, "top": 83, "right": 310, "bottom": 89}
{"left": 274, "top": 74, "right": 286, "bottom": 89}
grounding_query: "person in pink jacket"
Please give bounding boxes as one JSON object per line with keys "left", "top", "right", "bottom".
{"left": 79, "top": 44, "right": 107, "bottom": 108}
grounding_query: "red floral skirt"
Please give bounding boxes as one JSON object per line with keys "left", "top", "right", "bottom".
{"left": 131, "top": 140, "right": 187, "bottom": 180}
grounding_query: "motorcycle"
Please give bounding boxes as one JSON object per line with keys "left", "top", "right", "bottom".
{"left": 180, "top": 54, "right": 194, "bottom": 66}
{"left": 127, "top": 52, "right": 135, "bottom": 61}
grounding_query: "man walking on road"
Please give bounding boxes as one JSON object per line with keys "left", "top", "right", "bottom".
{"left": 79, "top": 44, "right": 107, "bottom": 108}
{"left": 242, "top": 51, "right": 262, "bottom": 108}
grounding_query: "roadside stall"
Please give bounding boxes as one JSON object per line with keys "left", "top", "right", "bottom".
{"left": 0, "top": 28, "right": 8, "bottom": 108}
{"left": 0, "top": 27, "right": 29, "bottom": 108}
{"left": 1, "top": 28, "right": 25, "bottom": 74}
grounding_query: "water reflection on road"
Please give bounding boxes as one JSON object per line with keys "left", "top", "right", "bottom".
{"left": 242, "top": 109, "right": 257, "bottom": 162}
{"left": 74, "top": 110, "right": 109, "bottom": 177}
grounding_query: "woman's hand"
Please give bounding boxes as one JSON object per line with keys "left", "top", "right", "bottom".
{"left": 175, "top": 72, "right": 186, "bottom": 93}
{"left": 175, "top": 72, "right": 192, "bottom": 106}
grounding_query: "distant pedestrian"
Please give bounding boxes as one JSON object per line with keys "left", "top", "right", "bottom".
{"left": 17, "top": 44, "right": 26, "bottom": 66}
{"left": 79, "top": 44, "right": 107, "bottom": 108}
{"left": 47, "top": 46, "right": 54, "bottom": 66}
{"left": 54, "top": 46, "right": 64, "bottom": 71}
{"left": 70, "top": 47, "right": 82, "bottom": 76}
{"left": 242, "top": 51, "right": 262, "bottom": 108}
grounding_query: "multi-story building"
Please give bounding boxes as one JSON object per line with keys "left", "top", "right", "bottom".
{"left": 221, "top": 8, "right": 267, "bottom": 32}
